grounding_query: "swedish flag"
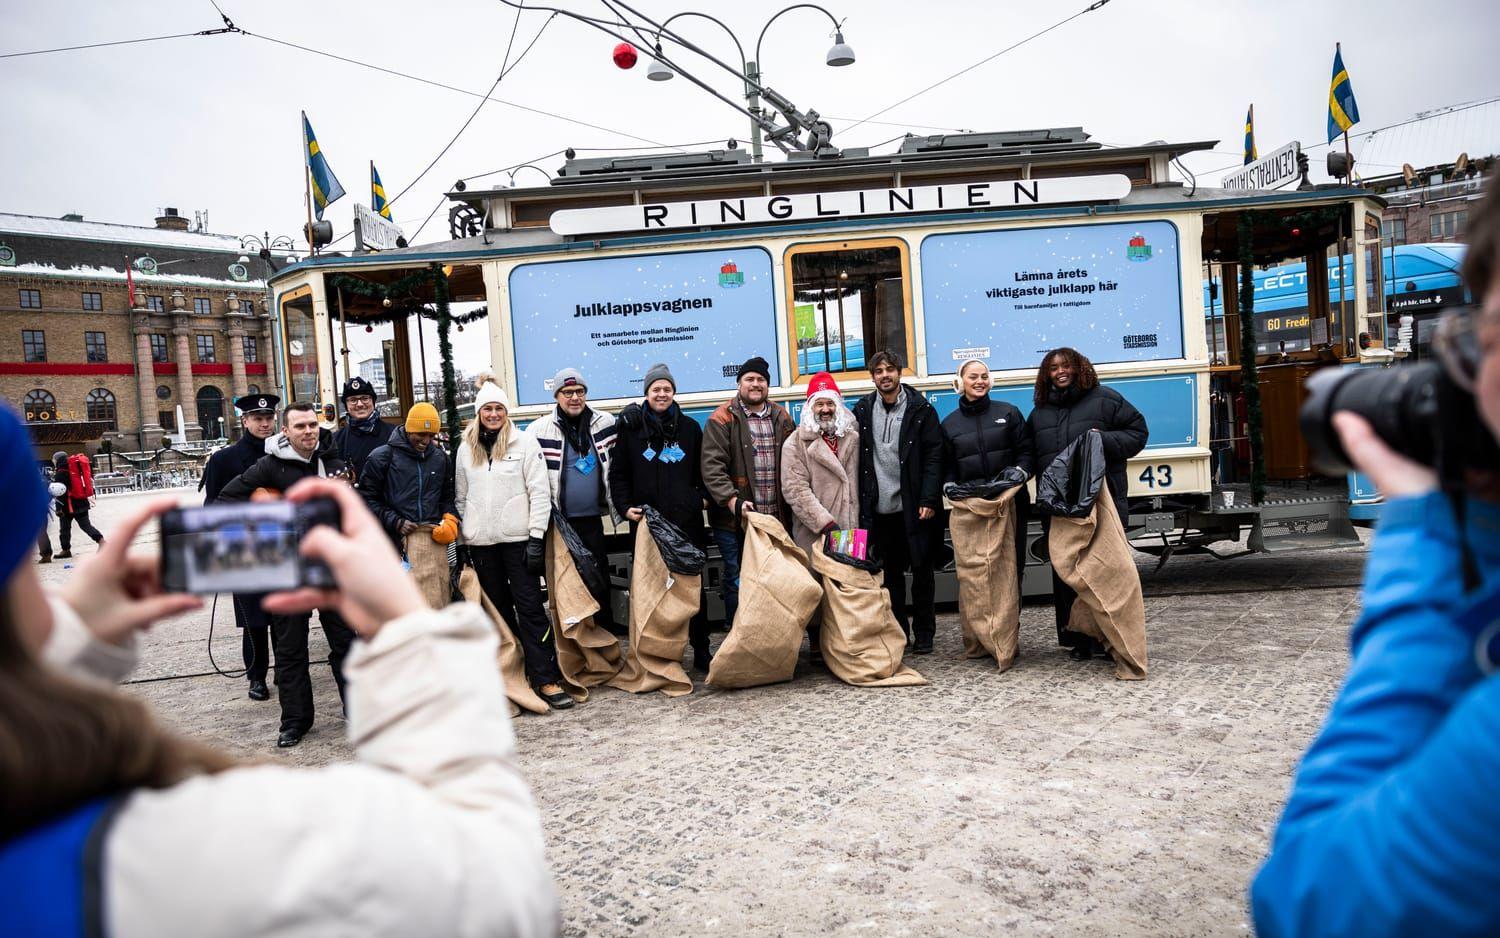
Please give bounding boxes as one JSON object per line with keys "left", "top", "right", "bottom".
{"left": 1244, "top": 104, "right": 1257, "bottom": 165}
{"left": 302, "top": 112, "right": 346, "bottom": 221}
{"left": 371, "top": 162, "right": 392, "bottom": 221}
{"left": 1327, "top": 43, "right": 1360, "bottom": 143}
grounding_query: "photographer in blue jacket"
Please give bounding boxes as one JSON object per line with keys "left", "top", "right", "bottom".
{"left": 1251, "top": 177, "right": 1500, "bottom": 937}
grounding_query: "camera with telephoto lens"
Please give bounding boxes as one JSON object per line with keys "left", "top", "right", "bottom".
{"left": 1300, "top": 311, "right": 1499, "bottom": 475}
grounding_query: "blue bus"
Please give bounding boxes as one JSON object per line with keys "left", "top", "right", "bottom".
{"left": 1205, "top": 243, "right": 1468, "bottom": 358}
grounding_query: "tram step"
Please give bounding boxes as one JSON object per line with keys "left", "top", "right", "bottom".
{"left": 1249, "top": 497, "right": 1362, "bottom": 553}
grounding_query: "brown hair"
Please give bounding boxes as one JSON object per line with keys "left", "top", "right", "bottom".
{"left": 282, "top": 400, "right": 317, "bottom": 426}
{"left": 0, "top": 595, "right": 238, "bottom": 838}
{"left": 1462, "top": 174, "right": 1500, "bottom": 303}
{"left": 1033, "top": 347, "right": 1099, "bottom": 405}
{"left": 868, "top": 349, "right": 905, "bottom": 372}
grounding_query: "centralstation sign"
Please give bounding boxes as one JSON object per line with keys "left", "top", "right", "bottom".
{"left": 1222, "top": 141, "right": 1302, "bottom": 191}
{"left": 549, "top": 173, "right": 1134, "bottom": 235}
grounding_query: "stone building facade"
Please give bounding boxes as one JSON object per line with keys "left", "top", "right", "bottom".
{"left": 0, "top": 209, "right": 282, "bottom": 454}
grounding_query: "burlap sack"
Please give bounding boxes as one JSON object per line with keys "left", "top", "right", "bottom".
{"left": 608, "top": 522, "right": 699, "bottom": 697}
{"left": 707, "top": 512, "right": 822, "bottom": 690}
{"left": 546, "top": 526, "right": 623, "bottom": 699}
{"left": 456, "top": 567, "right": 551, "bottom": 716}
{"left": 948, "top": 486, "right": 1023, "bottom": 671}
{"left": 808, "top": 541, "right": 927, "bottom": 688}
{"left": 1047, "top": 495, "right": 1148, "bottom": 680}
{"left": 405, "top": 527, "right": 452, "bottom": 611}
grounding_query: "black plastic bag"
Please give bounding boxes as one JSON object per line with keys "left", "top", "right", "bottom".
{"left": 944, "top": 466, "right": 1030, "bottom": 502}
{"left": 1036, "top": 431, "right": 1107, "bottom": 518}
{"left": 551, "top": 508, "right": 608, "bottom": 596}
{"left": 642, "top": 505, "right": 706, "bottom": 576}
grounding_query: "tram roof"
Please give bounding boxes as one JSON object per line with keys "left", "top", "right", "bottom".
{"left": 270, "top": 181, "right": 1380, "bottom": 288}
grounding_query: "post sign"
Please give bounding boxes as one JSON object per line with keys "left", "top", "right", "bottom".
{"left": 507, "top": 248, "right": 779, "bottom": 405}
{"left": 549, "top": 174, "right": 1133, "bottom": 235}
{"left": 1222, "top": 142, "right": 1301, "bottom": 191}
{"left": 354, "top": 203, "right": 407, "bottom": 252}
{"left": 920, "top": 220, "right": 1184, "bottom": 372}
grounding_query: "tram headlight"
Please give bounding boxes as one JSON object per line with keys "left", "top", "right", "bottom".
{"left": 1300, "top": 361, "right": 1499, "bottom": 475}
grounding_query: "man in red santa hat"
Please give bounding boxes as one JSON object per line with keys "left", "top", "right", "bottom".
{"left": 781, "top": 371, "right": 862, "bottom": 558}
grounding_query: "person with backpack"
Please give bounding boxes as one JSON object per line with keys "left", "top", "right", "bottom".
{"left": 50, "top": 452, "right": 104, "bottom": 558}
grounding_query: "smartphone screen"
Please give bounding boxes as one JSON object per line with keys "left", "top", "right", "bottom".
{"left": 160, "top": 498, "right": 340, "bottom": 595}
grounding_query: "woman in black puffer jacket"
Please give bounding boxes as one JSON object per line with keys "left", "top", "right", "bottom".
{"left": 608, "top": 364, "right": 713, "bottom": 670}
{"left": 1026, "top": 347, "right": 1148, "bottom": 659}
{"left": 940, "top": 359, "right": 1034, "bottom": 576}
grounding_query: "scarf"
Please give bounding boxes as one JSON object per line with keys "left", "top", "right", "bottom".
{"left": 557, "top": 405, "right": 594, "bottom": 456}
{"left": 346, "top": 412, "right": 382, "bottom": 435}
{"left": 641, "top": 401, "right": 680, "bottom": 448}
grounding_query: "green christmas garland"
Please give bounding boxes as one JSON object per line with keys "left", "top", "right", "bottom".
{"left": 430, "top": 264, "right": 462, "bottom": 456}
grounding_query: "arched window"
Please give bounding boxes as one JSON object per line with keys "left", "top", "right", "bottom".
{"left": 196, "top": 385, "right": 225, "bottom": 438}
{"left": 86, "top": 387, "right": 117, "bottom": 431}
{"left": 22, "top": 389, "right": 56, "bottom": 422}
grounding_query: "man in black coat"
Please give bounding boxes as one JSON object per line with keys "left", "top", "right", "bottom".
{"left": 1026, "top": 347, "right": 1149, "bottom": 659}
{"left": 854, "top": 351, "right": 945, "bottom": 653}
{"left": 200, "top": 392, "right": 279, "bottom": 701}
{"left": 217, "top": 400, "right": 355, "bottom": 748}
{"left": 608, "top": 363, "right": 715, "bottom": 669}
{"left": 331, "top": 375, "right": 393, "bottom": 484}
{"left": 356, "top": 403, "right": 458, "bottom": 549}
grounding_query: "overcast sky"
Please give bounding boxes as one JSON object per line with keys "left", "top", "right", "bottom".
{"left": 3, "top": 0, "right": 1496, "bottom": 378}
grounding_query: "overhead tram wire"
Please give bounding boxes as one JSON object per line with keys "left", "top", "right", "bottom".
{"left": 382, "top": 2, "right": 542, "bottom": 210}
{"left": 839, "top": 0, "right": 1118, "bottom": 144}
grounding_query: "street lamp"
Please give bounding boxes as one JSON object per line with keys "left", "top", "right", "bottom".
{"left": 239, "top": 232, "right": 297, "bottom": 272}
{"left": 643, "top": 4, "right": 855, "bottom": 162}
{"left": 498, "top": 0, "right": 853, "bottom": 161}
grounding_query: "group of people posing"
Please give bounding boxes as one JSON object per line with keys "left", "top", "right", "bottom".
{"left": 204, "top": 347, "right": 1147, "bottom": 747}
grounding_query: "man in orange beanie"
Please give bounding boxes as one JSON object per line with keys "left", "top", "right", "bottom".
{"left": 357, "top": 402, "right": 458, "bottom": 550}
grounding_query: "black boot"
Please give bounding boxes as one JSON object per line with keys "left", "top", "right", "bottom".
{"left": 247, "top": 680, "right": 270, "bottom": 701}
{"left": 1069, "top": 644, "right": 1094, "bottom": 662}
{"left": 692, "top": 644, "right": 713, "bottom": 673}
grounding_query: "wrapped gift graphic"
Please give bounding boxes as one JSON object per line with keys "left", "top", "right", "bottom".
{"left": 1126, "top": 235, "right": 1153, "bottom": 262}
{"left": 719, "top": 261, "right": 745, "bottom": 288}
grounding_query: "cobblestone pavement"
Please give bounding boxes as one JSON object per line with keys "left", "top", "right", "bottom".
{"left": 39, "top": 490, "right": 1366, "bottom": 936}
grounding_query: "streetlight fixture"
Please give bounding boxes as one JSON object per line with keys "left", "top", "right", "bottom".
{"left": 239, "top": 232, "right": 297, "bottom": 271}
{"left": 497, "top": 1, "right": 853, "bottom": 163}
{"left": 643, "top": 4, "right": 855, "bottom": 162}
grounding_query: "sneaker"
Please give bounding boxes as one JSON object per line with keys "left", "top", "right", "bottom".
{"left": 912, "top": 639, "right": 934, "bottom": 655}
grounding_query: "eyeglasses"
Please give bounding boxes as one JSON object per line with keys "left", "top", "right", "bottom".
{"left": 557, "top": 387, "right": 587, "bottom": 399}
{"left": 1433, "top": 309, "right": 1482, "bottom": 392}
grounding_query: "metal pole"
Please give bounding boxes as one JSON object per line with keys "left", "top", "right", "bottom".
{"left": 746, "top": 60, "right": 764, "bottom": 163}
{"left": 1336, "top": 211, "right": 1347, "bottom": 352}
{"left": 336, "top": 287, "right": 351, "bottom": 382}
{"left": 415, "top": 309, "right": 429, "bottom": 402}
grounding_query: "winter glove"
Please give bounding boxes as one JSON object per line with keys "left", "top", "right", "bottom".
{"left": 942, "top": 482, "right": 963, "bottom": 501}
{"left": 525, "top": 536, "right": 546, "bottom": 576}
{"left": 431, "top": 513, "right": 460, "bottom": 544}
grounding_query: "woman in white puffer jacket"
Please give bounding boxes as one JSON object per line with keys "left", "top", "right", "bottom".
{"left": 455, "top": 379, "right": 573, "bottom": 709}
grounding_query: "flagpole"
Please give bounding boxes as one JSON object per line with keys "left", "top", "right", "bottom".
{"left": 302, "top": 114, "right": 317, "bottom": 258}
{"left": 336, "top": 286, "right": 351, "bottom": 384}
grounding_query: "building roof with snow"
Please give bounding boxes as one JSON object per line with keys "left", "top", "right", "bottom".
{"left": 0, "top": 210, "right": 281, "bottom": 287}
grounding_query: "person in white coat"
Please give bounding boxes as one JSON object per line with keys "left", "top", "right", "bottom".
{"left": 0, "top": 393, "right": 558, "bottom": 936}
{"left": 456, "top": 378, "right": 572, "bottom": 709}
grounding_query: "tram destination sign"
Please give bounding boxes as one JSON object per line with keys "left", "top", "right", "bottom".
{"left": 548, "top": 174, "right": 1134, "bottom": 235}
{"left": 1222, "top": 141, "right": 1302, "bottom": 191}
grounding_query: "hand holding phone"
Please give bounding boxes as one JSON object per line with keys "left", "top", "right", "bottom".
{"left": 160, "top": 498, "right": 341, "bottom": 595}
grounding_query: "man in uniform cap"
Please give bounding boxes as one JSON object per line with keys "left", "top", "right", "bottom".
{"left": 200, "top": 392, "right": 280, "bottom": 700}
{"left": 332, "top": 376, "right": 393, "bottom": 482}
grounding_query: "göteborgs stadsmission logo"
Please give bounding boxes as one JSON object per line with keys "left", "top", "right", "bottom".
{"left": 1126, "top": 235, "right": 1153, "bottom": 262}
{"left": 719, "top": 261, "right": 744, "bottom": 288}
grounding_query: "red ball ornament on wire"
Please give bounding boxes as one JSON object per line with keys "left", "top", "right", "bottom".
{"left": 365, "top": 325, "right": 373, "bottom": 333}
{"left": 613, "top": 42, "right": 638, "bottom": 69}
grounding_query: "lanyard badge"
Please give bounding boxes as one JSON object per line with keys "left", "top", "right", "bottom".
{"left": 574, "top": 450, "right": 597, "bottom": 474}
{"left": 642, "top": 445, "right": 657, "bottom": 462}
{"left": 660, "top": 442, "right": 686, "bottom": 464}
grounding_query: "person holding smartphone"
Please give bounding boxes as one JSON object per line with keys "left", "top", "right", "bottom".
{"left": 0, "top": 401, "right": 558, "bottom": 936}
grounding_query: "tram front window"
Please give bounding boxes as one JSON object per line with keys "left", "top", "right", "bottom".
{"left": 280, "top": 289, "right": 320, "bottom": 403}
{"left": 788, "top": 240, "right": 910, "bottom": 378}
